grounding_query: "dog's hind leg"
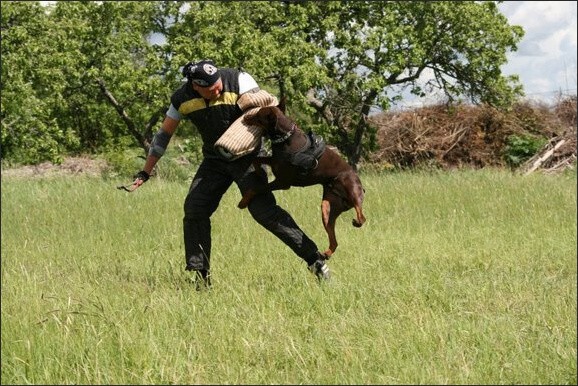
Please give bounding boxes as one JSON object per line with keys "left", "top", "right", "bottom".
{"left": 238, "top": 179, "right": 292, "bottom": 209}
{"left": 352, "top": 204, "right": 366, "bottom": 228}
{"left": 238, "top": 158, "right": 276, "bottom": 209}
{"left": 321, "top": 197, "right": 341, "bottom": 258}
{"left": 342, "top": 173, "right": 366, "bottom": 227}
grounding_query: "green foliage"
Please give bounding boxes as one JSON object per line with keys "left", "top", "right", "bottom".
{"left": 1, "top": 1, "right": 526, "bottom": 168}
{"left": 0, "top": 2, "right": 80, "bottom": 164}
{"left": 100, "top": 147, "right": 146, "bottom": 179}
{"left": 504, "top": 134, "right": 548, "bottom": 167}
{"left": 1, "top": 1, "right": 170, "bottom": 165}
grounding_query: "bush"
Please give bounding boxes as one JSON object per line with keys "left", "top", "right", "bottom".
{"left": 503, "top": 134, "right": 548, "bottom": 167}
{"left": 101, "top": 148, "right": 147, "bottom": 179}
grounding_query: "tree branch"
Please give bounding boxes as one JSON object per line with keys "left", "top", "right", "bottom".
{"left": 96, "top": 78, "right": 148, "bottom": 151}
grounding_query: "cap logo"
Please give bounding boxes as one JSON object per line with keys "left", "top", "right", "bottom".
{"left": 203, "top": 63, "right": 218, "bottom": 75}
{"left": 184, "top": 60, "right": 220, "bottom": 87}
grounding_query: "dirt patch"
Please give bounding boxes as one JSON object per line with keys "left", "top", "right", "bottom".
{"left": 1, "top": 157, "right": 109, "bottom": 179}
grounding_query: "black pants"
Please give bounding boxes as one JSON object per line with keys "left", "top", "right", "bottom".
{"left": 183, "top": 154, "right": 320, "bottom": 272}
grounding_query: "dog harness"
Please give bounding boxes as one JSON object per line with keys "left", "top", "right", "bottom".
{"left": 280, "top": 129, "right": 327, "bottom": 174}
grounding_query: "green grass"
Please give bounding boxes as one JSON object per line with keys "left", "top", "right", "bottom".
{"left": 1, "top": 169, "right": 576, "bottom": 385}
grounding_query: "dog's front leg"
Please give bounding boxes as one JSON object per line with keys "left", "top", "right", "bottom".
{"left": 238, "top": 157, "right": 274, "bottom": 209}
{"left": 252, "top": 156, "right": 272, "bottom": 169}
{"left": 238, "top": 189, "right": 257, "bottom": 209}
{"left": 267, "top": 179, "right": 292, "bottom": 192}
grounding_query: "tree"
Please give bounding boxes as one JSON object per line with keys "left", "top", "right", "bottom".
{"left": 163, "top": 1, "right": 524, "bottom": 168}
{"left": 46, "top": 1, "right": 170, "bottom": 153}
{"left": 1, "top": 1, "right": 171, "bottom": 164}
{"left": 1, "top": 1, "right": 524, "bottom": 169}
{"left": 303, "top": 1, "right": 525, "bottom": 167}
{"left": 1, "top": 1, "right": 79, "bottom": 164}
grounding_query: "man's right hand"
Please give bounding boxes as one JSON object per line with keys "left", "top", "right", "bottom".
{"left": 117, "top": 170, "right": 150, "bottom": 192}
{"left": 133, "top": 170, "right": 150, "bottom": 183}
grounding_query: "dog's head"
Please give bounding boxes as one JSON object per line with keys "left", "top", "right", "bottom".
{"left": 243, "top": 95, "right": 286, "bottom": 125}
{"left": 243, "top": 106, "right": 280, "bottom": 130}
{"left": 243, "top": 97, "right": 297, "bottom": 144}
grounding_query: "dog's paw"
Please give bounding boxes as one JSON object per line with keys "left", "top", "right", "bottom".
{"left": 238, "top": 191, "right": 256, "bottom": 209}
{"left": 352, "top": 219, "right": 363, "bottom": 227}
{"left": 322, "top": 250, "right": 333, "bottom": 259}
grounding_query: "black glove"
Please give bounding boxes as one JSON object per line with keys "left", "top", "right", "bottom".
{"left": 116, "top": 170, "right": 149, "bottom": 192}
{"left": 133, "top": 170, "right": 150, "bottom": 182}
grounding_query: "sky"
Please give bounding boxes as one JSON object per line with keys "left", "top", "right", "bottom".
{"left": 400, "top": 1, "right": 578, "bottom": 109}
{"left": 498, "top": 1, "right": 577, "bottom": 103}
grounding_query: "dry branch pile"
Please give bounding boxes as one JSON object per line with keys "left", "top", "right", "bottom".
{"left": 368, "top": 96, "right": 577, "bottom": 174}
{"left": 520, "top": 97, "right": 577, "bottom": 174}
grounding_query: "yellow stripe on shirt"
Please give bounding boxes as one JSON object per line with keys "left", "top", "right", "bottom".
{"left": 178, "top": 92, "right": 239, "bottom": 115}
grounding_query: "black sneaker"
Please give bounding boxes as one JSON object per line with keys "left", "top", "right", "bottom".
{"left": 308, "top": 259, "right": 331, "bottom": 281}
{"left": 194, "top": 270, "right": 212, "bottom": 291}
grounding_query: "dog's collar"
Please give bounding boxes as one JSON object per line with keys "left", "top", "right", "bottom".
{"left": 270, "top": 123, "right": 296, "bottom": 144}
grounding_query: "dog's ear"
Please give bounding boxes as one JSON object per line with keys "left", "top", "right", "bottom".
{"left": 277, "top": 96, "right": 287, "bottom": 114}
{"left": 247, "top": 106, "right": 277, "bottom": 129}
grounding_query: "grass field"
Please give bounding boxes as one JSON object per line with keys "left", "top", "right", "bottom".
{"left": 1, "top": 168, "right": 576, "bottom": 384}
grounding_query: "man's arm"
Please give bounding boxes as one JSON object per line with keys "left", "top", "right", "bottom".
{"left": 142, "top": 115, "right": 180, "bottom": 175}
{"left": 122, "top": 114, "right": 180, "bottom": 191}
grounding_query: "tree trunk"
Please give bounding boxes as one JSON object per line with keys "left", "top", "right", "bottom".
{"left": 349, "top": 90, "right": 377, "bottom": 169}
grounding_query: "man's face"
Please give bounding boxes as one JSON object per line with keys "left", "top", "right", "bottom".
{"left": 192, "top": 78, "right": 223, "bottom": 100}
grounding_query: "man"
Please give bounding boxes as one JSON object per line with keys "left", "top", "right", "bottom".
{"left": 130, "top": 59, "right": 330, "bottom": 289}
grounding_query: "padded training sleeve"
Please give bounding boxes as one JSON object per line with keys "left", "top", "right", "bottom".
{"left": 148, "top": 128, "right": 173, "bottom": 158}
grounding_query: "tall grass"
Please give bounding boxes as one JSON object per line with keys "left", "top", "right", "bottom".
{"left": 1, "top": 169, "right": 576, "bottom": 385}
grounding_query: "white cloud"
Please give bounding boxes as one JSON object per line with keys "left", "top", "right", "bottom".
{"left": 396, "top": 1, "right": 577, "bottom": 110}
{"left": 499, "top": 1, "right": 577, "bottom": 101}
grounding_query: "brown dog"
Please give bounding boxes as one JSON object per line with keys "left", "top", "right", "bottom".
{"left": 238, "top": 100, "right": 366, "bottom": 258}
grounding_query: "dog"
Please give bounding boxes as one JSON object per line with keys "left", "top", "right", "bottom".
{"left": 237, "top": 99, "right": 366, "bottom": 258}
